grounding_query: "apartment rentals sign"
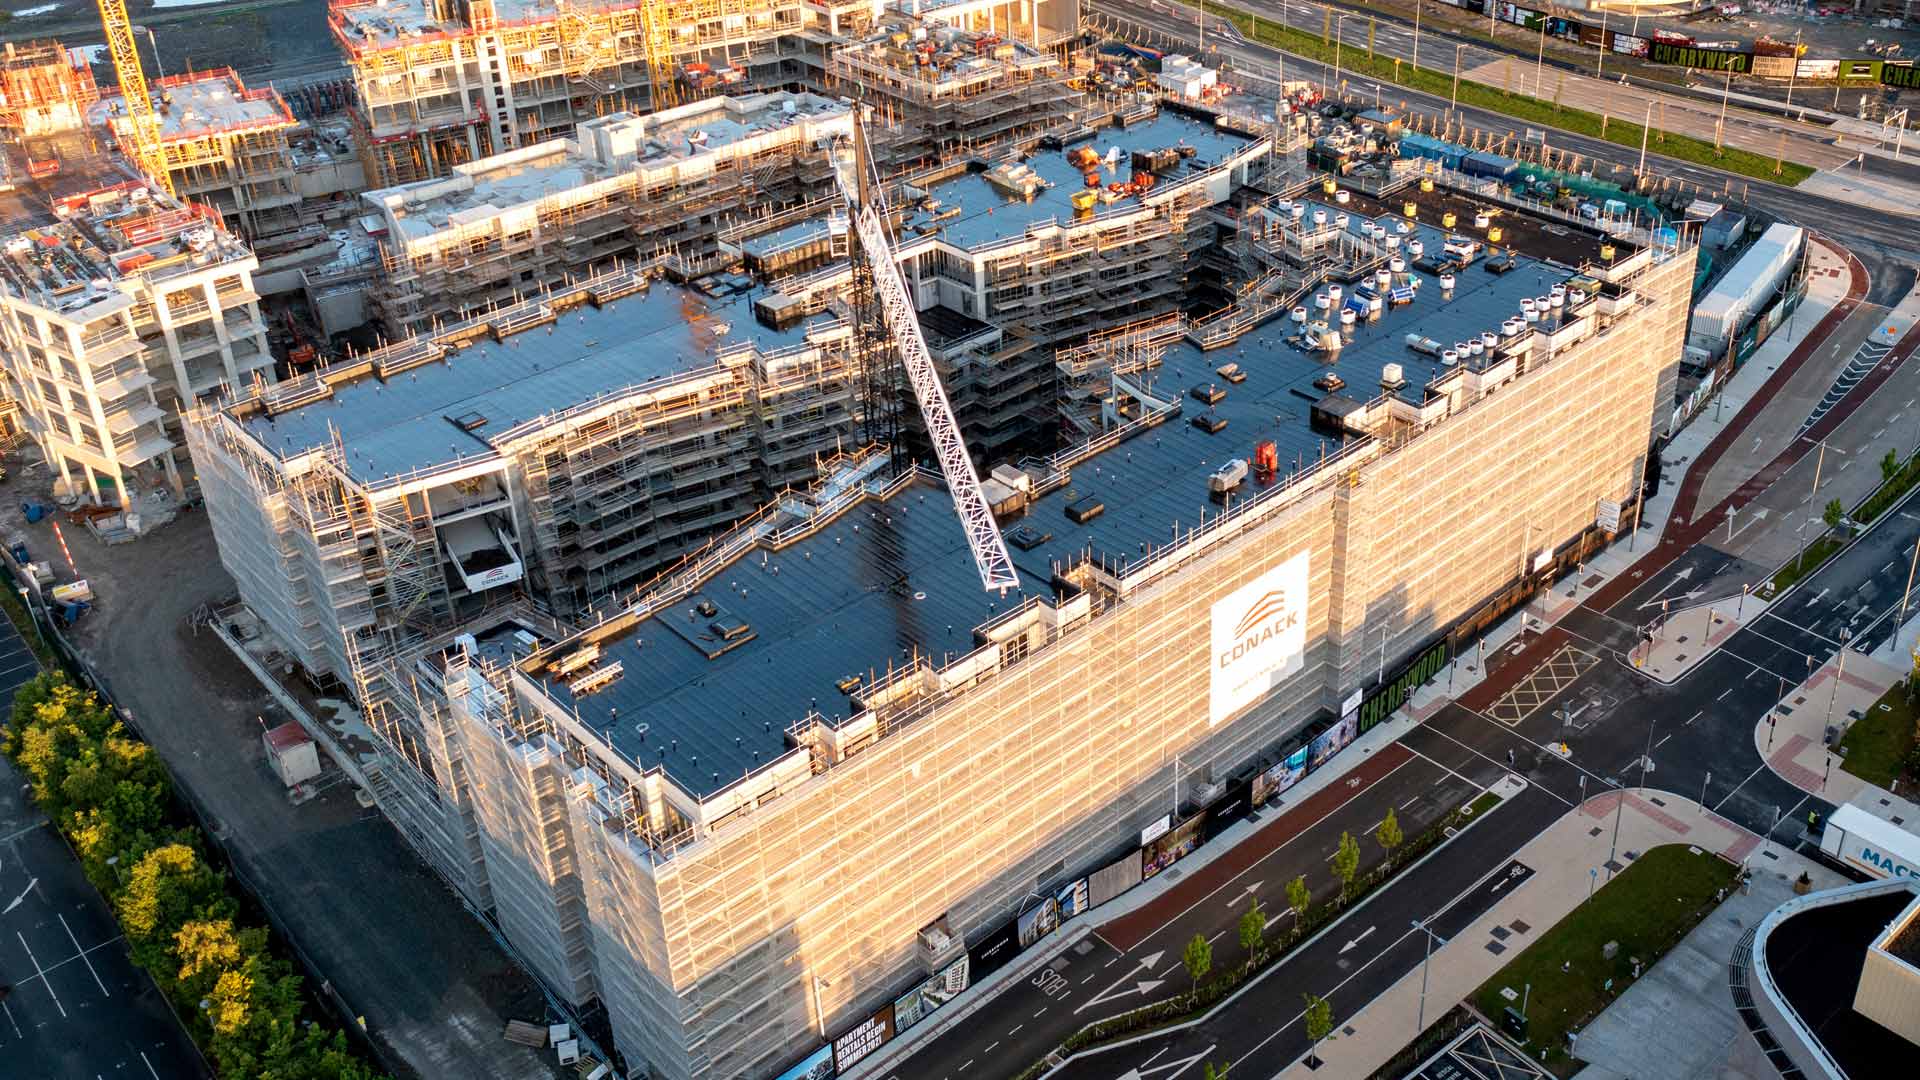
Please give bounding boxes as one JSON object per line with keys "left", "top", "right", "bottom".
{"left": 1209, "top": 553, "right": 1309, "bottom": 725}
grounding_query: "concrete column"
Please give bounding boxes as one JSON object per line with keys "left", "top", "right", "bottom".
{"left": 54, "top": 453, "right": 75, "bottom": 501}
{"left": 161, "top": 451, "right": 183, "bottom": 499}
{"left": 81, "top": 461, "right": 99, "bottom": 507}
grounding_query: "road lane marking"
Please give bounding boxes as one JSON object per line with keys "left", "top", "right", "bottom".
{"left": 140, "top": 1054, "right": 160, "bottom": 1080}
{"left": 16, "top": 930, "right": 64, "bottom": 1018}
{"left": 1687, "top": 710, "right": 1704, "bottom": 725}
{"left": 60, "top": 914, "right": 108, "bottom": 997}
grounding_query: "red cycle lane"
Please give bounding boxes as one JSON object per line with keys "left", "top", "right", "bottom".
{"left": 1100, "top": 740, "right": 1415, "bottom": 951}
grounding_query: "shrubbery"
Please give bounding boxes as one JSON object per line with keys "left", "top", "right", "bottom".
{"left": 2, "top": 673, "right": 387, "bottom": 1080}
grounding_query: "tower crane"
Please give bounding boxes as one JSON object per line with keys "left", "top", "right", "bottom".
{"left": 96, "top": 0, "right": 173, "bottom": 197}
{"left": 833, "top": 119, "right": 1018, "bottom": 595}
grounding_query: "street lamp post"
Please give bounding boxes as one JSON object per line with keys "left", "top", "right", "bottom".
{"left": 1412, "top": 919, "right": 1448, "bottom": 1034}
{"left": 811, "top": 976, "right": 832, "bottom": 1038}
{"left": 1785, "top": 30, "right": 1803, "bottom": 109}
{"left": 1452, "top": 43, "right": 1467, "bottom": 118}
{"left": 1716, "top": 71, "right": 1734, "bottom": 154}
{"left": 1413, "top": 0, "right": 1423, "bottom": 70}
{"left": 1899, "top": 533, "right": 1920, "bottom": 631}
{"left": 1823, "top": 629, "right": 1853, "bottom": 730}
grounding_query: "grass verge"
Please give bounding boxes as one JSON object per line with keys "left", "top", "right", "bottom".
{"left": 1195, "top": 3, "right": 1815, "bottom": 186}
{"left": 1838, "top": 685, "right": 1917, "bottom": 789}
{"left": 1470, "top": 844, "right": 1738, "bottom": 1073}
{"left": 1766, "top": 535, "right": 1843, "bottom": 595}
{"left": 1856, "top": 451, "right": 1920, "bottom": 525}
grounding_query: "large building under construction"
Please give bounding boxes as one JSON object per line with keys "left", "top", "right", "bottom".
{"left": 329, "top": 0, "right": 1082, "bottom": 187}
{"left": 190, "top": 71, "right": 1696, "bottom": 1071}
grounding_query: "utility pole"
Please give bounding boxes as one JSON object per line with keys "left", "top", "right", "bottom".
{"left": 1534, "top": 17, "right": 1547, "bottom": 97}
{"left": 1638, "top": 99, "right": 1654, "bottom": 178}
{"left": 1716, "top": 71, "right": 1733, "bottom": 154}
{"left": 1452, "top": 43, "right": 1466, "bottom": 118}
{"left": 1412, "top": 919, "right": 1446, "bottom": 1034}
{"left": 1413, "top": 0, "right": 1423, "bottom": 69}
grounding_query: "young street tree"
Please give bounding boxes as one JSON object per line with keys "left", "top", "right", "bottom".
{"left": 1183, "top": 931, "right": 1213, "bottom": 997}
{"left": 1286, "top": 874, "right": 1311, "bottom": 937}
{"left": 1203, "top": 1062, "right": 1232, "bottom": 1080}
{"left": 1238, "top": 897, "right": 1267, "bottom": 967}
{"left": 1824, "top": 497, "right": 1847, "bottom": 531}
{"left": 1303, "top": 992, "right": 1336, "bottom": 1067}
{"left": 1375, "top": 807, "right": 1404, "bottom": 867}
{"left": 1885, "top": 448, "right": 1902, "bottom": 482}
{"left": 1332, "top": 830, "right": 1362, "bottom": 902}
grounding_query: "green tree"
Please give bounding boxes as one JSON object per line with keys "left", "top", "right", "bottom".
{"left": 1203, "top": 1062, "right": 1231, "bottom": 1080}
{"left": 1332, "top": 830, "right": 1362, "bottom": 902}
{"left": 1238, "top": 897, "right": 1267, "bottom": 966}
{"left": 1286, "top": 874, "right": 1311, "bottom": 937}
{"left": 1884, "top": 448, "right": 1901, "bottom": 482}
{"left": 1303, "top": 992, "right": 1336, "bottom": 1066}
{"left": 117, "top": 843, "right": 232, "bottom": 992}
{"left": 1375, "top": 807, "right": 1404, "bottom": 867}
{"left": 1824, "top": 497, "right": 1847, "bottom": 531}
{"left": 1183, "top": 931, "right": 1212, "bottom": 995}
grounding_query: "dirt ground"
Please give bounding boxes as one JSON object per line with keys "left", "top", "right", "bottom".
{"left": 0, "top": 456, "right": 564, "bottom": 1080}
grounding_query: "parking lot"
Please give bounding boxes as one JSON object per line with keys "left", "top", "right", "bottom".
{"left": 0, "top": 615, "right": 207, "bottom": 1079}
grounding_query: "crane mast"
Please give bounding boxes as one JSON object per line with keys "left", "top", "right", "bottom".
{"left": 834, "top": 121, "right": 1018, "bottom": 595}
{"left": 96, "top": 0, "right": 173, "bottom": 197}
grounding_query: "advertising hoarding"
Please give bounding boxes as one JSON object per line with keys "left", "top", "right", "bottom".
{"left": 831, "top": 1004, "right": 896, "bottom": 1074}
{"left": 1612, "top": 34, "right": 1649, "bottom": 58}
{"left": 1209, "top": 553, "right": 1310, "bottom": 725}
{"left": 1140, "top": 813, "right": 1172, "bottom": 846}
{"left": 1649, "top": 42, "right": 1752, "bottom": 72}
{"left": 1882, "top": 62, "right": 1920, "bottom": 89}
{"left": 1358, "top": 638, "right": 1450, "bottom": 734}
{"left": 967, "top": 920, "right": 1021, "bottom": 981}
{"left": 1143, "top": 813, "right": 1206, "bottom": 880}
{"left": 1751, "top": 54, "right": 1796, "bottom": 78}
{"left": 1089, "top": 849, "right": 1143, "bottom": 907}
{"left": 1307, "top": 713, "right": 1358, "bottom": 770}
{"left": 1796, "top": 58, "right": 1838, "bottom": 80}
{"left": 772, "top": 1044, "right": 834, "bottom": 1080}
{"left": 1057, "top": 877, "right": 1091, "bottom": 920}
{"left": 1016, "top": 896, "right": 1061, "bottom": 948}
{"left": 895, "top": 953, "right": 971, "bottom": 1034}
{"left": 1251, "top": 745, "right": 1311, "bottom": 808}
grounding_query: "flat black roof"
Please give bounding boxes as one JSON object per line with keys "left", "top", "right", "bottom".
{"left": 1763, "top": 889, "right": 1915, "bottom": 1074}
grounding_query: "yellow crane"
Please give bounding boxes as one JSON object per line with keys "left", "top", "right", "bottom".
{"left": 96, "top": 0, "right": 173, "bottom": 197}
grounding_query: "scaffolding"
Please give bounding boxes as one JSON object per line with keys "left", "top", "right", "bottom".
{"left": 0, "top": 40, "right": 99, "bottom": 136}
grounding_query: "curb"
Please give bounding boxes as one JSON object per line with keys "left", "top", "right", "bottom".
{"left": 1030, "top": 775, "right": 1528, "bottom": 1078}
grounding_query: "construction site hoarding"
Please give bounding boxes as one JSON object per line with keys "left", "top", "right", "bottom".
{"left": 1089, "top": 850, "right": 1143, "bottom": 908}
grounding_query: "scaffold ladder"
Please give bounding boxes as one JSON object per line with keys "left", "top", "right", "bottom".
{"left": 834, "top": 123, "right": 1018, "bottom": 595}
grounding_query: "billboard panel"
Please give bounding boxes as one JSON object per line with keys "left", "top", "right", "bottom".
{"left": 1649, "top": 42, "right": 1752, "bottom": 72}
{"left": 1883, "top": 62, "right": 1920, "bottom": 89}
{"left": 1090, "top": 849, "right": 1143, "bottom": 907}
{"left": 1143, "top": 813, "right": 1206, "bottom": 880}
{"left": 1017, "top": 896, "right": 1061, "bottom": 948}
{"left": 1057, "top": 878, "right": 1091, "bottom": 920}
{"left": 1612, "top": 33, "right": 1649, "bottom": 58}
{"left": 1796, "top": 58, "right": 1838, "bottom": 80}
{"left": 1307, "top": 712, "right": 1358, "bottom": 771}
{"left": 832, "top": 1004, "right": 896, "bottom": 1074}
{"left": 968, "top": 920, "right": 1021, "bottom": 981}
{"left": 1752, "top": 54, "right": 1796, "bottom": 78}
{"left": 773, "top": 1045, "right": 834, "bottom": 1080}
{"left": 1358, "top": 638, "right": 1450, "bottom": 734}
{"left": 1209, "top": 553, "right": 1310, "bottom": 725}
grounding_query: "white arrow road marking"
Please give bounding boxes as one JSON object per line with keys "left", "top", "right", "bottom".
{"left": 1115, "top": 1043, "right": 1218, "bottom": 1080}
{"left": 1338, "top": 925, "right": 1376, "bottom": 955}
{"left": 1078, "top": 951, "right": 1167, "bottom": 1014}
{"left": 1637, "top": 567, "right": 1696, "bottom": 609}
{"left": 1640, "top": 588, "right": 1705, "bottom": 611}
{"left": 2, "top": 877, "right": 36, "bottom": 915}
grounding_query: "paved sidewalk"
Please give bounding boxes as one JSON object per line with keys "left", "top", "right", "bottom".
{"left": 1757, "top": 647, "right": 1907, "bottom": 805}
{"left": 1798, "top": 167, "right": 1920, "bottom": 219}
{"left": 1628, "top": 596, "right": 1767, "bottom": 684}
{"left": 1568, "top": 845, "right": 1850, "bottom": 1080}
{"left": 1268, "top": 791, "right": 1763, "bottom": 1080}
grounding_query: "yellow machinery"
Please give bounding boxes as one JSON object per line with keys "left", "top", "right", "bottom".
{"left": 96, "top": 0, "right": 173, "bottom": 196}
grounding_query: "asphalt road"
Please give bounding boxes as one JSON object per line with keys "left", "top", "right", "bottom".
{"left": 0, "top": 617, "right": 208, "bottom": 1080}
{"left": 1019, "top": 482, "right": 1917, "bottom": 1080}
